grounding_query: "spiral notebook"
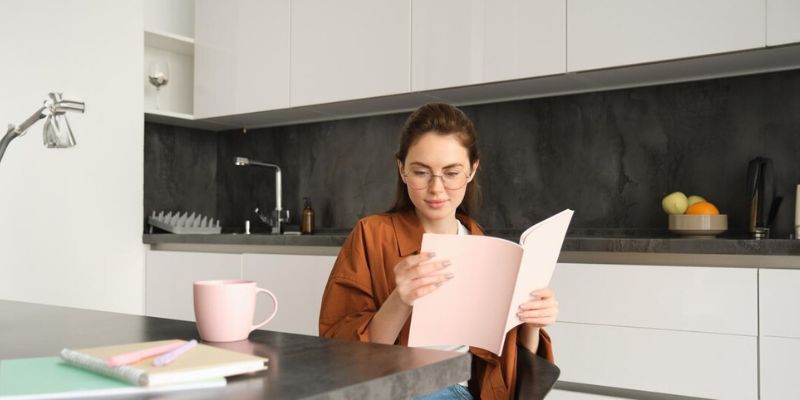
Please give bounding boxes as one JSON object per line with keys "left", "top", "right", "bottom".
{"left": 59, "top": 340, "right": 269, "bottom": 387}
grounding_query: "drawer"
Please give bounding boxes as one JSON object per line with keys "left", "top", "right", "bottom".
{"left": 760, "top": 336, "right": 800, "bottom": 399}
{"left": 759, "top": 268, "right": 800, "bottom": 338}
{"left": 548, "top": 323, "right": 757, "bottom": 399}
{"left": 551, "top": 263, "right": 757, "bottom": 335}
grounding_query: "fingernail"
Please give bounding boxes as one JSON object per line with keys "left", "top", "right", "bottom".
{"left": 427, "top": 252, "right": 436, "bottom": 257}
{"left": 445, "top": 273, "right": 455, "bottom": 279}
{"left": 442, "top": 260, "right": 452, "bottom": 267}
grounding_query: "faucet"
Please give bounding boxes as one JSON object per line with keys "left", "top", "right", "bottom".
{"left": 235, "top": 157, "right": 289, "bottom": 234}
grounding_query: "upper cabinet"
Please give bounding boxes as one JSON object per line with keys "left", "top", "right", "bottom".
{"left": 290, "top": 0, "right": 411, "bottom": 107}
{"left": 144, "top": 0, "right": 196, "bottom": 117}
{"left": 194, "top": 0, "right": 290, "bottom": 119}
{"left": 767, "top": 0, "right": 800, "bottom": 46}
{"left": 412, "top": 0, "right": 566, "bottom": 91}
{"left": 567, "top": 0, "right": 766, "bottom": 72}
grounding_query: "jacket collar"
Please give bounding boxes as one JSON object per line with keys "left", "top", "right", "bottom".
{"left": 391, "top": 209, "right": 484, "bottom": 257}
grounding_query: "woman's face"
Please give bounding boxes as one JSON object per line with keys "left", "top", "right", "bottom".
{"left": 397, "top": 132, "right": 478, "bottom": 224}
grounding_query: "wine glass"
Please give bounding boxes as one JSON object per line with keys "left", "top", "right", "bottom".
{"left": 148, "top": 61, "right": 170, "bottom": 110}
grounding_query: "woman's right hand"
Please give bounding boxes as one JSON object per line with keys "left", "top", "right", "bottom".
{"left": 393, "top": 252, "right": 453, "bottom": 306}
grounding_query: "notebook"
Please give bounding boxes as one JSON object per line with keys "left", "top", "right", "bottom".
{"left": 59, "top": 340, "right": 268, "bottom": 387}
{"left": 0, "top": 356, "right": 225, "bottom": 399}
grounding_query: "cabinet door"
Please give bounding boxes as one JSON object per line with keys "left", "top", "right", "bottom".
{"left": 145, "top": 250, "right": 242, "bottom": 321}
{"left": 412, "top": 0, "right": 565, "bottom": 91}
{"left": 760, "top": 268, "right": 800, "bottom": 337}
{"left": 194, "top": 0, "right": 290, "bottom": 118}
{"left": 767, "top": 0, "right": 800, "bottom": 45}
{"left": 567, "top": 0, "right": 765, "bottom": 72}
{"left": 760, "top": 336, "right": 800, "bottom": 399}
{"left": 242, "top": 253, "right": 336, "bottom": 336}
{"left": 547, "top": 323, "right": 758, "bottom": 399}
{"left": 290, "top": 0, "right": 410, "bottom": 106}
{"left": 551, "top": 263, "right": 757, "bottom": 335}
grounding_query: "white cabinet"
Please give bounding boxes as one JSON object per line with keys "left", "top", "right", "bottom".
{"left": 567, "top": 0, "right": 766, "bottom": 72}
{"left": 290, "top": 0, "right": 411, "bottom": 106}
{"left": 759, "top": 268, "right": 800, "bottom": 399}
{"left": 760, "top": 336, "right": 800, "bottom": 399}
{"left": 145, "top": 250, "right": 241, "bottom": 321}
{"left": 760, "top": 268, "right": 800, "bottom": 338}
{"left": 242, "top": 253, "right": 336, "bottom": 336}
{"left": 548, "top": 263, "right": 759, "bottom": 399}
{"left": 553, "top": 263, "right": 757, "bottom": 335}
{"left": 194, "top": 0, "right": 290, "bottom": 119}
{"left": 548, "top": 323, "right": 757, "bottom": 399}
{"left": 767, "top": 0, "right": 800, "bottom": 46}
{"left": 411, "top": 0, "right": 565, "bottom": 91}
{"left": 143, "top": 0, "right": 195, "bottom": 117}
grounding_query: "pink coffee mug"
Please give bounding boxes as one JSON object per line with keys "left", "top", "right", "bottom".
{"left": 193, "top": 280, "right": 278, "bottom": 342}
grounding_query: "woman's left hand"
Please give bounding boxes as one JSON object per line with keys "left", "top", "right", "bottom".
{"left": 517, "top": 287, "right": 559, "bottom": 328}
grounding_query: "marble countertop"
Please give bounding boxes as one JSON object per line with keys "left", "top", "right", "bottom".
{"left": 143, "top": 227, "right": 800, "bottom": 256}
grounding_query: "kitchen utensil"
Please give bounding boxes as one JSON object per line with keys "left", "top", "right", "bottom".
{"left": 747, "top": 157, "right": 782, "bottom": 239}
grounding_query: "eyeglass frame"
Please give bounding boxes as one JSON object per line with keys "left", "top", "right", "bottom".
{"left": 400, "top": 166, "right": 476, "bottom": 190}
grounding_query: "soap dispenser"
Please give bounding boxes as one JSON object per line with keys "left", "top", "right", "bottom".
{"left": 302, "top": 197, "right": 315, "bottom": 234}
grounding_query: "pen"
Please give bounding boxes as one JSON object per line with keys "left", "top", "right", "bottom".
{"left": 106, "top": 340, "right": 186, "bottom": 366}
{"left": 153, "top": 339, "right": 197, "bottom": 367}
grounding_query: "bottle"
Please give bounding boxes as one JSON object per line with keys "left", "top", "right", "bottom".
{"left": 301, "top": 197, "right": 315, "bottom": 234}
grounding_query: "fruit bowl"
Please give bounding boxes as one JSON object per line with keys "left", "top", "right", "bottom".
{"left": 668, "top": 214, "right": 728, "bottom": 238}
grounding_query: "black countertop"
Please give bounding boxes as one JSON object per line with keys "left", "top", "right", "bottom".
{"left": 143, "top": 227, "right": 800, "bottom": 256}
{"left": 0, "top": 300, "right": 469, "bottom": 399}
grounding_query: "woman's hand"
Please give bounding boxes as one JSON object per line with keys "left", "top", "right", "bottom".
{"left": 517, "top": 288, "right": 559, "bottom": 328}
{"left": 393, "top": 252, "right": 453, "bottom": 306}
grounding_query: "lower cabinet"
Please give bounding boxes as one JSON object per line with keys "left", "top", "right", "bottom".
{"left": 759, "top": 268, "right": 800, "bottom": 399}
{"left": 145, "top": 250, "right": 242, "bottom": 321}
{"left": 145, "top": 250, "right": 337, "bottom": 336}
{"left": 549, "top": 263, "right": 759, "bottom": 399}
{"left": 242, "top": 253, "right": 336, "bottom": 336}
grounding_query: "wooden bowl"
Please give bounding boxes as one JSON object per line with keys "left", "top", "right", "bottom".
{"left": 668, "top": 214, "right": 727, "bottom": 238}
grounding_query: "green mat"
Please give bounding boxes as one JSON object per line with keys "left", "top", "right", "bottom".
{"left": 0, "top": 357, "right": 224, "bottom": 399}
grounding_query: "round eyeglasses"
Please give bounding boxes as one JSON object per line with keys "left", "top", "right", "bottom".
{"left": 402, "top": 169, "right": 472, "bottom": 190}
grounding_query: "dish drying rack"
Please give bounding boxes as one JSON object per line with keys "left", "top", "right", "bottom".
{"left": 148, "top": 211, "right": 222, "bottom": 234}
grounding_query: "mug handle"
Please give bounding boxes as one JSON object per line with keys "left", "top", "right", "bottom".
{"left": 251, "top": 288, "right": 279, "bottom": 332}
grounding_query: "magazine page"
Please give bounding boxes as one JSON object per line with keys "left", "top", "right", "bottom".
{"left": 503, "top": 209, "right": 574, "bottom": 335}
{"left": 409, "top": 234, "right": 523, "bottom": 355}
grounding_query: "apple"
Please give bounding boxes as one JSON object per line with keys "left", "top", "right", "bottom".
{"left": 687, "top": 195, "right": 706, "bottom": 206}
{"left": 662, "top": 191, "right": 689, "bottom": 215}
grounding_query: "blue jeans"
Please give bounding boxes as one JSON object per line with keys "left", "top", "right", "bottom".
{"left": 415, "top": 384, "right": 473, "bottom": 400}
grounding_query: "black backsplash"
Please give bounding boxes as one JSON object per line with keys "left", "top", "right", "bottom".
{"left": 144, "top": 69, "right": 800, "bottom": 237}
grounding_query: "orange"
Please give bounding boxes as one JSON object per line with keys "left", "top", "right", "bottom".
{"left": 685, "top": 201, "right": 720, "bottom": 215}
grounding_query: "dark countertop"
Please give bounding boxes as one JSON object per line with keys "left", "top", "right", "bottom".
{"left": 0, "top": 300, "right": 469, "bottom": 399}
{"left": 143, "top": 227, "right": 800, "bottom": 256}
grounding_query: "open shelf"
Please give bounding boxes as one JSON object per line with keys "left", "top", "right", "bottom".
{"left": 144, "top": 29, "right": 194, "bottom": 55}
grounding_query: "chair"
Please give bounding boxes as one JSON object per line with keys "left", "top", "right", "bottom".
{"left": 515, "top": 345, "right": 561, "bottom": 400}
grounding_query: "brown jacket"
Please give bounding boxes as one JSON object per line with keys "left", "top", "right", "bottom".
{"left": 319, "top": 210, "right": 554, "bottom": 399}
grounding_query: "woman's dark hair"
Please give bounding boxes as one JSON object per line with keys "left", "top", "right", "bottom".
{"left": 388, "top": 103, "right": 481, "bottom": 215}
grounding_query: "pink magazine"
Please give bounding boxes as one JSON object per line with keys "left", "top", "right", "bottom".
{"left": 408, "top": 209, "right": 574, "bottom": 355}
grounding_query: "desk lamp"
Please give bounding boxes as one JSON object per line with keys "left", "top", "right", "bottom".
{"left": 0, "top": 93, "right": 86, "bottom": 165}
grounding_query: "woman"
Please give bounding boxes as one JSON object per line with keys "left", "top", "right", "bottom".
{"left": 319, "top": 103, "right": 559, "bottom": 400}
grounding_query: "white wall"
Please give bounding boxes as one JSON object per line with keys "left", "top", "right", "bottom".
{"left": 0, "top": 0, "right": 145, "bottom": 314}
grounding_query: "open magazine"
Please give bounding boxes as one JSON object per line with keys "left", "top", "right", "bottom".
{"left": 408, "top": 209, "right": 574, "bottom": 355}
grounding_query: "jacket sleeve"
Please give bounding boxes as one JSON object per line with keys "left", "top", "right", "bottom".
{"left": 318, "top": 221, "right": 377, "bottom": 342}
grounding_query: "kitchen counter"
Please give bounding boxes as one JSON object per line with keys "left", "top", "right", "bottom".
{"left": 143, "top": 228, "right": 800, "bottom": 257}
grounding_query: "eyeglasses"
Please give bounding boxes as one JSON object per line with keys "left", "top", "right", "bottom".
{"left": 402, "top": 169, "right": 473, "bottom": 190}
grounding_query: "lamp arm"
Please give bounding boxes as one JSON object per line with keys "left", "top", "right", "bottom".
{"left": 0, "top": 127, "right": 19, "bottom": 164}
{"left": 0, "top": 106, "right": 47, "bottom": 164}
